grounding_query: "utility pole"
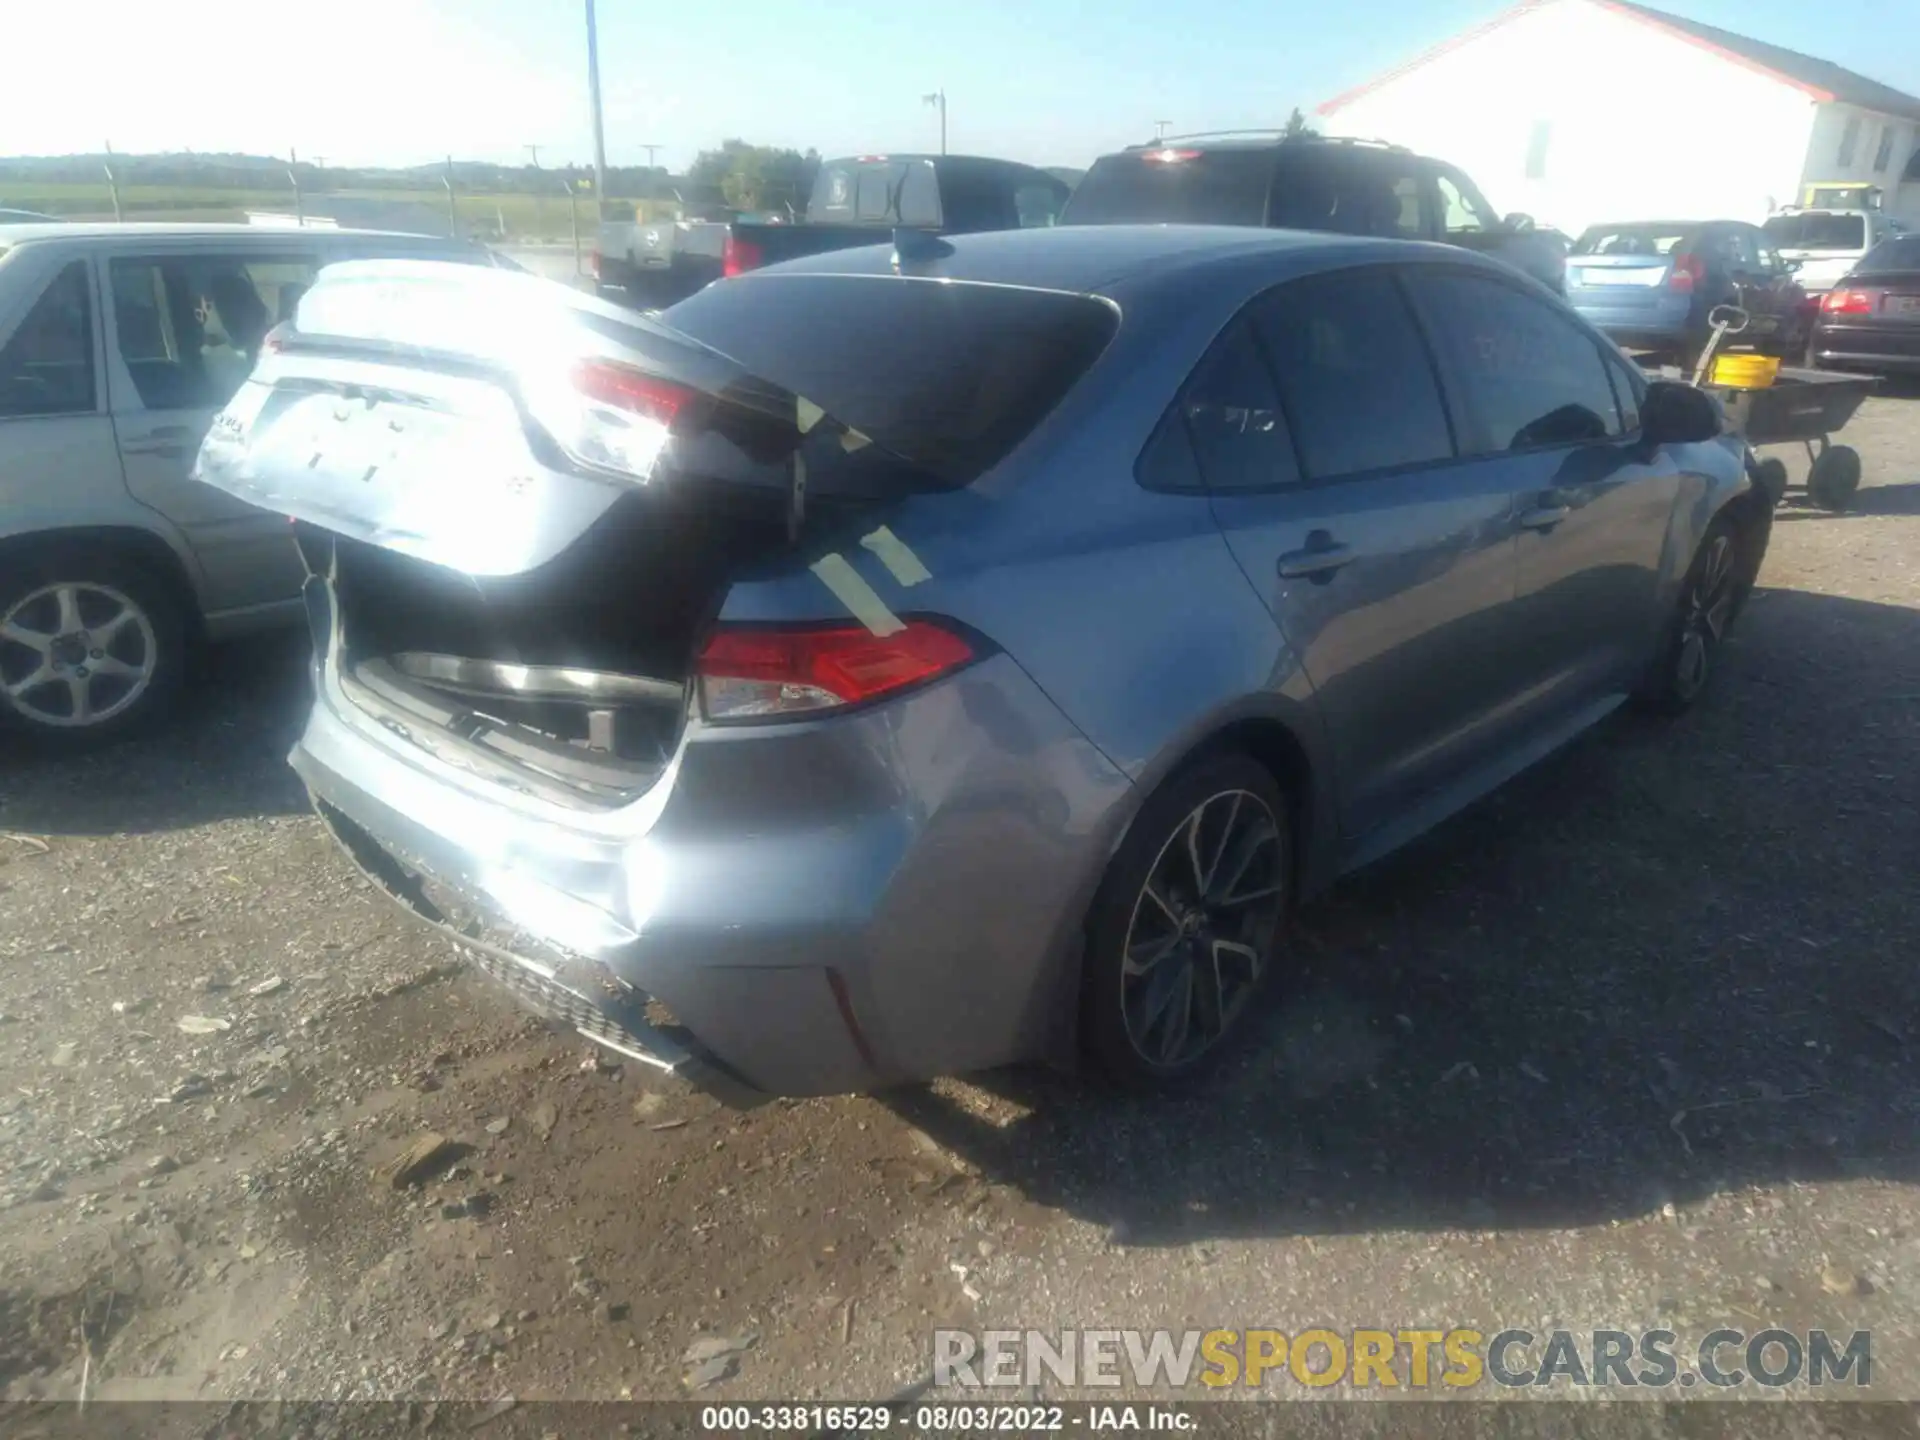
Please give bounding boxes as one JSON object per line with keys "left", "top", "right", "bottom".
{"left": 642, "top": 144, "right": 661, "bottom": 169}
{"left": 585, "top": 0, "right": 609, "bottom": 217}
{"left": 444, "top": 155, "right": 459, "bottom": 237}
{"left": 289, "top": 147, "right": 303, "bottom": 226}
{"left": 923, "top": 90, "right": 947, "bottom": 155}
{"left": 526, "top": 144, "right": 542, "bottom": 169}
{"left": 526, "top": 145, "right": 548, "bottom": 244}
{"left": 1154, "top": 120, "right": 1171, "bottom": 140}
{"left": 102, "top": 141, "right": 122, "bottom": 222}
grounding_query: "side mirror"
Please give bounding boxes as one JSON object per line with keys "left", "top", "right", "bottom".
{"left": 1641, "top": 379, "right": 1721, "bottom": 445}
{"left": 1506, "top": 212, "right": 1537, "bottom": 234}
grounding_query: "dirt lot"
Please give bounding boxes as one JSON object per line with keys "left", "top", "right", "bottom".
{"left": 1, "top": 400, "right": 1917, "bottom": 1408}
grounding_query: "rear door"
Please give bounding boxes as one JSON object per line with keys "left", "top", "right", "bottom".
{"left": 103, "top": 241, "right": 316, "bottom": 615}
{"left": 1197, "top": 266, "right": 1525, "bottom": 842}
{"left": 1404, "top": 266, "right": 1678, "bottom": 724}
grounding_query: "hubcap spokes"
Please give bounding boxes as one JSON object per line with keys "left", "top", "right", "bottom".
{"left": 1120, "top": 789, "right": 1285, "bottom": 1068}
{"left": 1676, "top": 536, "right": 1736, "bottom": 699}
{"left": 0, "top": 583, "right": 156, "bottom": 728}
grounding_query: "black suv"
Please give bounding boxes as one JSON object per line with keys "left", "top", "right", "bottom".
{"left": 1060, "top": 133, "right": 1567, "bottom": 294}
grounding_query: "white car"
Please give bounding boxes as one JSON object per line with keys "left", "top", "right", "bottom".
{"left": 0, "top": 222, "right": 510, "bottom": 747}
{"left": 1761, "top": 208, "right": 1904, "bottom": 294}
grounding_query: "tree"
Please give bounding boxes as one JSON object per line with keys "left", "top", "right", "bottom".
{"left": 691, "top": 140, "right": 820, "bottom": 215}
{"left": 1282, "top": 107, "right": 1318, "bottom": 140}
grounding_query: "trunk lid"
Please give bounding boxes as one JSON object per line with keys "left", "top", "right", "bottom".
{"left": 193, "top": 259, "right": 854, "bottom": 578}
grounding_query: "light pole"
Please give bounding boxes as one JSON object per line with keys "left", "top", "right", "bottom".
{"left": 585, "top": 0, "right": 609, "bottom": 217}
{"left": 923, "top": 90, "right": 947, "bottom": 155}
{"left": 1154, "top": 120, "right": 1171, "bottom": 140}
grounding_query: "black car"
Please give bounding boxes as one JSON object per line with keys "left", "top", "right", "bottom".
{"left": 1059, "top": 133, "right": 1567, "bottom": 294}
{"left": 1812, "top": 233, "right": 1920, "bottom": 373}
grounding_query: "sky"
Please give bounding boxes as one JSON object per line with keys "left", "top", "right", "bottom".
{"left": 3, "top": 0, "right": 1917, "bottom": 173}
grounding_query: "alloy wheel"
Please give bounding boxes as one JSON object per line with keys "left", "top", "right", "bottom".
{"left": 1119, "top": 788, "right": 1286, "bottom": 1069}
{"left": 1673, "top": 534, "right": 1737, "bottom": 703}
{"left": 0, "top": 582, "right": 158, "bottom": 728}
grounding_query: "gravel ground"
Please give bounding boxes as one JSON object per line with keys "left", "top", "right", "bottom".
{"left": 1, "top": 395, "right": 1917, "bottom": 1408}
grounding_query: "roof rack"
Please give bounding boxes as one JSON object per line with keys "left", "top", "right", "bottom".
{"left": 1127, "top": 131, "right": 1411, "bottom": 153}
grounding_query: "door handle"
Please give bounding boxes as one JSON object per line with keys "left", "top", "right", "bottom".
{"left": 1276, "top": 533, "right": 1354, "bottom": 581}
{"left": 1518, "top": 503, "right": 1570, "bottom": 532}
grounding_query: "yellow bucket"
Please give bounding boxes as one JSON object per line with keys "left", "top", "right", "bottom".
{"left": 1711, "top": 353, "right": 1780, "bottom": 389}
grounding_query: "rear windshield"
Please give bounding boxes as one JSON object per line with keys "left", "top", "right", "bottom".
{"left": 661, "top": 274, "right": 1116, "bottom": 486}
{"left": 1762, "top": 213, "right": 1866, "bottom": 250}
{"left": 808, "top": 159, "right": 941, "bottom": 228}
{"left": 1854, "top": 234, "right": 1920, "bottom": 273}
{"left": 1573, "top": 225, "right": 1692, "bottom": 257}
{"left": 1060, "top": 149, "right": 1271, "bottom": 226}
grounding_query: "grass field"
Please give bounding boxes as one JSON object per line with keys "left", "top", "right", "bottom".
{"left": 0, "top": 182, "right": 672, "bottom": 240}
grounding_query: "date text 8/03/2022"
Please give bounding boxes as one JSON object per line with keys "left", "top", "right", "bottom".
{"left": 932, "top": 1328, "right": 1875, "bottom": 1390}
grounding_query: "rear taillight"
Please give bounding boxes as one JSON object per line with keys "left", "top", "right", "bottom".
{"left": 524, "top": 358, "right": 696, "bottom": 483}
{"left": 722, "top": 233, "right": 765, "bottom": 278}
{"left": 1668, "top": 253, "right": 1704, "bottom": 293}
{"left": 1822, "top": 288, "right": 1876, "bottom": 315}
{"left": 696, "top": 620, "right": 976, "bottom": 721}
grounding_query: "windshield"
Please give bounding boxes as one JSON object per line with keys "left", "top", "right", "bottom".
{"left": 1573, "top": 225, "right": 1692, "bottom": 256}
{"left": 661, "top": 273, "right": 1116, "bottom": 484}
{"left": 1060, "top": 148, "right": 1272, "bottom": 225}
{"left": 1762, "top": 213, "right": 1867, "bottom": 250}
{"left": 1855, "top": 234, "right": 1920, "bottom": 273}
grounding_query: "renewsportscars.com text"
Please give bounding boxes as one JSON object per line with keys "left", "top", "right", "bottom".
{"left": 934, "top": 1327, "right": 1873, "bottom": 1390}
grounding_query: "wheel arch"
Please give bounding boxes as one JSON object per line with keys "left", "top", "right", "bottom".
{"left": 0, "top": 525, "right": 207, "bottom": 645}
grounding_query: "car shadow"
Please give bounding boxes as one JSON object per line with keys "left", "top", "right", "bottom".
{"left": 885, "top": 586, "right": 1920, "bottom": 1244}
{"left": 0, "top": 633, "right": 314, "bottom": 838}
{"left": 1771, "top": 480, "right": 1920, "bottom": 521}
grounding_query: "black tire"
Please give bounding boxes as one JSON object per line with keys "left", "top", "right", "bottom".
{"left": 1807, "top": 444, "right": 1863, "bottom": 511}
{"left": 1751, "top": 456, "right": 1790, "bottom": 509}
{"left": 1081, "top": 753, "right": 1292, "bottom": 1087}
{"left": 0, "top": 543, "right": 188, "bottom": 751}
{"left": 1634, "top": 515, "right": 1746, "bottom": 717}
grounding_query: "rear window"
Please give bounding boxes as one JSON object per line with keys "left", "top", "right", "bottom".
{"left": 1573, "top": 225, "right": 1692, "bottom": 256}
{"left": 1762, "top": 213, "right": 1867, "bottom": 250}
{"left": 1060, "top": 149, "right": 1272, "bottom": 227}
{"left": 661, "top": 274, "right": 1117, "bottom": 485}
{"left": 808, "top": 160, "right": 941, "bottom": 228}
{"left": 1854, "top": 234, "right": 1920, "bottom": 273}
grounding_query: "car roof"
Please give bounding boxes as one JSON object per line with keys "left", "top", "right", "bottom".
{"left": 0, "top": 221, "right": 470, "bottom": 245}
{"left": 741, "top": 222, "right": 1494, "bottom": 296}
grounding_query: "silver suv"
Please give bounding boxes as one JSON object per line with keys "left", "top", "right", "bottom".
{"left": 0, "top": 222, "right": 506, "bottom": 746}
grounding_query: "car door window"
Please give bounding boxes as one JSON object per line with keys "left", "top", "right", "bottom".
{"left": 110, "top": 255, "right": 314, "bottom": 411}
{"left": 1727, "top": 227, "right": 1764, "bottom": 272}
{"left": 1410, "top": 269, "right": 1624, "bottom": 452}
{"left": 1250, "top": 268, "right": 1454, "bottom": 481}
{"left": 1171, "top": 320, "right": 1299, "bottom": 491}
{"left": 1014, "top": 181, "right": 1063, "bottom": 229}
{"left": 1436, "top": 170, "right": 1498, "bottom": 236}
{"left": 0, "top": 261, "right": 95, "bottom": 418}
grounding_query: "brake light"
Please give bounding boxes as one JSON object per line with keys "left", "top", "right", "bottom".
{"left": 1668, "top": 253, "right": 1704, "bottom": 293}
{"left": 1144, "top": 148, "right": 1202, "bottom": 164}
{"left": 569, "top": 358, "right": 690, "bottom": 424}
{"left": 523, "top": 358, "right": 694, "bottom": 483}
{"left": 696, "top": 620, "right": 977, "bottom": 720}
{"left": 722, "top": 233, "right": 765, "bottom": 278}
{"left": 1822, "top": 288, "right": 1875, "bottom": 314}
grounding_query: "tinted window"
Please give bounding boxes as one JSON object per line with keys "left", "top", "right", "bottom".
{"left": 1855, "top": 234, "right": 1920, "bottom": 272}
{"left": 1411, "top": 270, "right": 1622, "bottom": 452}
{"left": 1726, "top": 227, "right": 1764, "bottom": 270}
{"left": 899, "top": 162, "right": 941, "bottom": 228}
{"left": 0, "top": 261, "right": 94, "bottom": 417}
{"left": 1762, "top": 213, "right": 1867, "bottom": 250}
{"left": 1135, "top": 408, "right": 1204, "bottom": 493}
{"left": 1269, "top": 152, "right": 1424, "bottom": 238}
{"left": 1436, "top": 171, "right": 1497, "bottom": 235}
{"left": 1574, "top": 224, "right": 1692, "bottom": 256}
{"left": 1014, "top": 182, "right": 1063, "bottom": 228}
{"left": 1177, "top": 321, "right": 1297, "bottom": 492}
{"left": 663, "top": 275, "right": 1115, "bottom": 486}
{"left": 111, "top": 255, "right": 314, "bottom": 411}
{"left": 1060, "top": 149, "right": 1271, "bottom": 226}
{"left": 1251, "top": 269, "right": 1453, "bottom": 480}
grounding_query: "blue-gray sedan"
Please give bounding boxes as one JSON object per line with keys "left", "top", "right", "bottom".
{"left": 193, "top": 225, "right": 1771, "bottom": 1098}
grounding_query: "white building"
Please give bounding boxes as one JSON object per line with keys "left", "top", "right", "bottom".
{"left": 1317, "top": 0, "right": 1920, "bottom": 236}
